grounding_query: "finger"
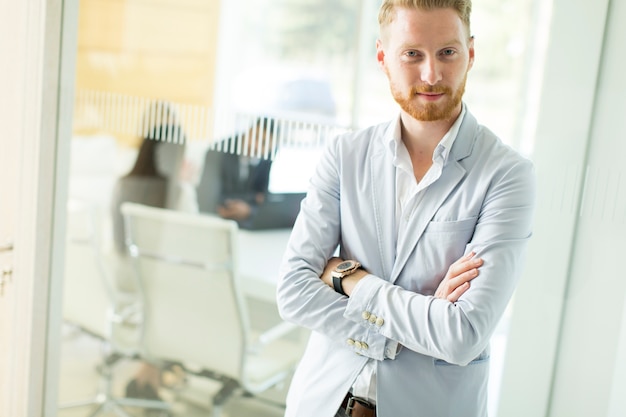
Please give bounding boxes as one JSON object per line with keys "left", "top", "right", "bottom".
{"left": 448, "top": 255, "right": 475, "bottom": 275}
{"left": 448, "top": 268, "right": 479, "bottom": 287}
{"left": 449, "top": 257, "right": 483, "bottom": 278}
{"left": 447, "top": 283, "right": 469, "bottom": 303}
{"left": 447, "top": 282, "right": 470, "bottom": 303}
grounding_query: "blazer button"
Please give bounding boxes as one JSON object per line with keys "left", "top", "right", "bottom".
{"left": 361, "top": 311, "right": 371, "bottom": 320}
{"left": 360, "top": 342, "right": 369, "bottom": 350}
{"left": 354, "top": 341, "right": 363, "bottom": 349}
{"left": 375, "top": 317, "right": 384, "bottom": 327}
{"left": 347, "top": 339, "right": 355, "bottom": 346}
{"left": 368, "top": 315, "right": 377, "bottom": 324}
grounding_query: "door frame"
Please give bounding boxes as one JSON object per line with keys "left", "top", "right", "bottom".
{"left": 0, "top": 0, "right": 78, "bottom": 415}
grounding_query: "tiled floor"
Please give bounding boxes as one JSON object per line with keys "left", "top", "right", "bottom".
{"left": 57, "top": 314, "right": 510, "bottom": 417}
{"left": 57, "top": 326, "right": 289, "bottom": 417}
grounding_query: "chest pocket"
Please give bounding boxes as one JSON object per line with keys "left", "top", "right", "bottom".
{"left": 402, "top": 216, "right": 478, "bottom": 290}
{"left": 424, "top": 216, "right": 477, "bottom": 235}
{"left": 421, "top": 217, "right": 478, "bottom": 254}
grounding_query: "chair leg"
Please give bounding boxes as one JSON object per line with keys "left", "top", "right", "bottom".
{"left": 84, "top": 402, "right": 107, "bottom": 417}
{"left": 209, "top": 378, "right": 240, "bottom": 417}
{"left": 106, "top": 402, "right": 135, "bottom": 417}
{"left": 58, "top": 395, "right": 102, "bottom": 410}
{"left": 59, "top": 353, "right": 171, "bottom": 416}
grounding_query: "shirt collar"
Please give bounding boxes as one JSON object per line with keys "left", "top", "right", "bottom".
{"left": 436, "top": 103, "right": 466, "bottom": 164}
{"left": 386, "top": 103, "right": 467, "bottom": 166}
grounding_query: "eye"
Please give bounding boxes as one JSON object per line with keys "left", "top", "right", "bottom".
{"left": 402, "top": 50, "right": 422, "bottom": 62}
{"left": 440, "top": 48, "right": 456, "bottom": 57}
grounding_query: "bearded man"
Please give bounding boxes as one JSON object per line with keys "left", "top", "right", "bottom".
{"left": 276, "top": 1, "right": 536, "bottom": 416}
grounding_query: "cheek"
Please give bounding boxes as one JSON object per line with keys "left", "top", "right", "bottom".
{"left": 452, "top": 68, "right": 469, "bottom": 87}
{"left": 388, "top": 64, "right": 415, "bottom": 83}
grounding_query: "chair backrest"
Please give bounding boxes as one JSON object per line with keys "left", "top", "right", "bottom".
{"left": 62, "top": 200, "right": 113, "bottom": 339}
{"left": 120, "top": 202, "right": 249, "bottom": 381}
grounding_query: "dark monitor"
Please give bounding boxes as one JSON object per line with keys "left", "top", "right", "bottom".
{"left": 240, "top": 192, "right": 306, "bottom": 230}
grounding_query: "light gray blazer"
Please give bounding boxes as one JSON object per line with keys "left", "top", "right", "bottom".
{"left": 276, "top": 109, "right": 536, "bottom": 417}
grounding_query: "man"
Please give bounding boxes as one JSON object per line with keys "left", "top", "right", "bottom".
{"left": 196, "top": 117, "right": 275, "bottom": 226}
{"left": 276, "top": 1, "right": 535, "bottom": 416}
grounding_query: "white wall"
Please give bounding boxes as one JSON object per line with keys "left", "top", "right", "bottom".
{"left": 499, "top": 0, "right": 626, "bottom": 415}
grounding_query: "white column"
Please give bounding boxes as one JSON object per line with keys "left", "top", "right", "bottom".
{"left": 498, "top": 0, "right": 626, "bottom": 415}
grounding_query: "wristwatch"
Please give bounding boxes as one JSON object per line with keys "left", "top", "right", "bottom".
{"left": 331, "top": 260, "right": 361, "bottom": 296}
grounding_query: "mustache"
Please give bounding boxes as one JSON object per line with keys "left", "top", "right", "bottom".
{"left": 410, "top": 85, "right": 452, "bottom": 95}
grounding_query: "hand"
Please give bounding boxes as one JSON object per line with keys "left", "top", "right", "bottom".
{"left": 217, "top": 199, "right": 252, "bottom": 221}
{"left": 320, "top": 257, "right": 345, "bottom": 287}
{"left": 434, "top": 252, "right": 483, "bottom": 302}
{"left": 254, "top": 192, "right": 266, "bottom": 205}
{"left": 320, "top": 257, "right": 368, "bottom": 296}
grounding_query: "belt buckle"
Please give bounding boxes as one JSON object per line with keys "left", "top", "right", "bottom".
{"left": 346, "top": 396, "right": 357, "bottom": 416}
{"left": 346, "top": 395, "right": 374, "bottom": 416}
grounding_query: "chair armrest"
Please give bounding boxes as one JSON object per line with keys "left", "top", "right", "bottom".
{"left": 257, "top": 321, "right": 301, "bottom": 345}
{"left": 239, "top": 275, "right": 278, "bottom": 303}
{"left": 108, "top": 301, "right": 142, "bottom": 327}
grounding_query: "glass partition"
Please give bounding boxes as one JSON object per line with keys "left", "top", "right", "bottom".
{"left": 58, "top": 0, "right": 536, "bottom": 416}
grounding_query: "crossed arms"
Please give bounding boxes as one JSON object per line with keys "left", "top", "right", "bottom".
{"left": 276, "top": 128, "right": 535, "bottom": 365}
{"left": 320, "top": 252, "right": 484, "bottom": 303}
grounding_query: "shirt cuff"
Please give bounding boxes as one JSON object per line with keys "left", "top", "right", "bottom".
{"left": 347, "top": 274, "right": 400, "bottom": 360}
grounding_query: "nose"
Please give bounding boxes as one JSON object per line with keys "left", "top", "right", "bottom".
{"left": 420, "top": 56, "right": 442, "bottom": 85}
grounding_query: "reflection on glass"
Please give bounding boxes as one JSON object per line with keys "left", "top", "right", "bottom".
{"left": 61, "top": 97, "right": 340, "bottom": 415}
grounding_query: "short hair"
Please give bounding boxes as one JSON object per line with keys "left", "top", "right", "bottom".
{"left": 378, "top": 0, "right": 472, "bottom": 36}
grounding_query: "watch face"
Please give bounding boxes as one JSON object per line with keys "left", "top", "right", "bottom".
{"left": 336, "top": 260, "right": 357, "bottom": 272}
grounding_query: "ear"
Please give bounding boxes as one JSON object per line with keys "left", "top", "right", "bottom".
{"left": 467, "top": 36, "right": 475, "bottom": 71}
{"left": 376, "top": 39, "right": 386, "bottom": 70}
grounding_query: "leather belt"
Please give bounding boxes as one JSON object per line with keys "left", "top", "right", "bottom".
{"left": 341, "top": 393, "right": 376, "bottom": 417}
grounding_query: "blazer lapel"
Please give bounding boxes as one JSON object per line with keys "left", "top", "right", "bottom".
{"left": 389, "top": 112, "right": 477, "bottom": 283}
{"left": 369, "top": 124, "right": 397, "bottom": 281}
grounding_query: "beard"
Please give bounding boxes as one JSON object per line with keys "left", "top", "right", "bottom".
{"left": 389, "top": 71, "right": 468, "bottom": 122}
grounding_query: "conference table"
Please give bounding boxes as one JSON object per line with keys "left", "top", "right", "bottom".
{"left": 237, "top": 228, "right": 293, "bottom": 303}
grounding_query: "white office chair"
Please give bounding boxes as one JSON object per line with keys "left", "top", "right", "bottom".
{"left": 120, "top": 202, "right": 305, "bottom": 417}
{"left": 60, "top": 199, "right": 170, "bottom": 417}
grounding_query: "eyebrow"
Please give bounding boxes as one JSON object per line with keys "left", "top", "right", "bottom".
{"left": 398, "top": 38, "right": 465, "bottom": 50}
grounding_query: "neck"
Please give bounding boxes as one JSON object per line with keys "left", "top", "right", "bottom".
{"left": 399, "top": 105, "right": 462, "bottom": 151}
{"left": 398, "top": 105, "right": 462, "bottom": 183}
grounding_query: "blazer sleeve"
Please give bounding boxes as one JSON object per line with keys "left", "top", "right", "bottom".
{"left": 276, "top": 135, "right": 396, "bottom": 362}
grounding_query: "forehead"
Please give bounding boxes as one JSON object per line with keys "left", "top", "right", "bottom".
{"left": 382, "top": 6, "right": 468, "bottom": 47}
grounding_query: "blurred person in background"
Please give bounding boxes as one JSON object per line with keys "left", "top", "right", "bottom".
{"left": 111, "top": 106, "right": 196, "bottom": 402}
{"left": 197, "top": 116, "right": 278, "bottom": 227}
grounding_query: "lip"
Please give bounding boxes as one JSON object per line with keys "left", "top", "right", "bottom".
{"left": 417, "top": 92, "right": 444, "bottom": 101}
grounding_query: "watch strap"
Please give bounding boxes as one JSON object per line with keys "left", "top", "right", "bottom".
{"left": 332, "top": 275, "right": 347, "bottom": 296}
